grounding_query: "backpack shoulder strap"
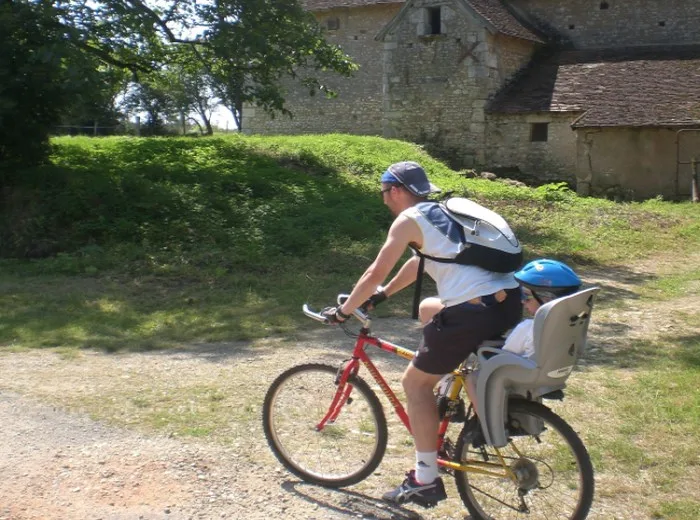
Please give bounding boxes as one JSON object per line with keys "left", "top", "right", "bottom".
{"left": 415, "top": 201, "right": 466, "bottom": 245}
{"left": 411, "top": 249, "right": 425, "bottom": 320}
{"left": 409, "top": 201, "right": 466, "bottom": 319}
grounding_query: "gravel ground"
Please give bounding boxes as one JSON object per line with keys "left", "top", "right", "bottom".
{"left": 2, "top": 259, "right": 698, "bottom": 520}
{"left": 0, "top": 388, "right": 437, "bottom": 520}
{"left": 0, "top": 319, "right": 435, "bottom": 520}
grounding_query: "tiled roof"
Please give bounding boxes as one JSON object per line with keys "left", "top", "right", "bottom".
{"left": 307, "top": 0, "right": 542, "bottom": 43}
{"left": 488, "top": 46, "right": 700, "bottom": 127}
{"left": 465, "top": 0, "right": 543, "bottom": 43}
{"left": 303, "top": 0, "right": 402, "bottom": 11}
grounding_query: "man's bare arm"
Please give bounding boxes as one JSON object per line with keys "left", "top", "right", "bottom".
{"left": 339, "top": 215, "right": 421, "bottom": 315}
{"left": 383, "top": 256, "right": 420, "bottom": 297}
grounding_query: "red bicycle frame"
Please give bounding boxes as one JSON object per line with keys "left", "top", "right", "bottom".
{"left": 313, "top": 328, "right": 455, "bottom": 463}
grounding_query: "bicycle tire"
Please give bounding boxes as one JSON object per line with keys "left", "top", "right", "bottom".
{"left": 454, "top": 399, "right": 594, "bottom": 520}
{"left": 262, "top": 363, "right": 388, "bottom": 487}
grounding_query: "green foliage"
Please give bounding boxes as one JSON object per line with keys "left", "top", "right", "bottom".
{"left": 4, "top": 134, "right": 700, "bottom": 266}
{"left": 203, "top": 0, "right": 358, "bottom": 129}
{"left": 1, "top": 133, "right": 700, "bottom": 352}
{"left": 535, "top": 181, "right": 576, "bottom": 202}
{"left": 58, "top": 56, "right": 129, "bottom": 132}
{"left": 0, "top": 1, "right": 69, "bottom": 167}
{"left": 4, "top": 0, "right": 357, "bottom": 170}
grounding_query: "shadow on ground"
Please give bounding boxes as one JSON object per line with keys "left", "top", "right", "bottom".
{"left": 282, "top": 480, "right": 436, "bottom": 520}
{"left": 577, "top": 264, "right": 656, "bottom": 305}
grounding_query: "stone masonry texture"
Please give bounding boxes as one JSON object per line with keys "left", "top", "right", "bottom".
{"left": 244, "top": 0, "right": 700, "bottom": 198}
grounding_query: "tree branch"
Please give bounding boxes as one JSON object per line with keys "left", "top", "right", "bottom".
{"left": 122, "top": 0, "right": 205, "bottom": 45}
{"left": 71, "top": 39, "right": 153, "bottom": 73}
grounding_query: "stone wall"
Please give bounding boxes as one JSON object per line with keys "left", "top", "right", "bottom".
{"left": 575, "top": 127, "right": 700, "bottom": 199}
{"left": 509, "top": 0, "right": 700, "bottom": 48}
{"left": 381, "top": 0, "right": 536, "bottom": 167}
{"left": 485, "top": 112, "right": 578, "bottom": 183}
{"left": 243, "top": 4, "right": 400, "bottom": 135}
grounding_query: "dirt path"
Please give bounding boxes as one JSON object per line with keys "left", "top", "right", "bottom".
{"left": 0, "top": 321, "right": 432, "bottom": 520}
{"left": 0, "top": 389, "right": 421, "bottom": 520}
{"left": 1, "top": 261, "right": 698, "bottom": 520}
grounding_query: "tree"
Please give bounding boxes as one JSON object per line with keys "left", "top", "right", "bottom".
{"left": 200, "top": 0, "right": 358, "bottom": 130}
{"left": 161, "top": 47, "right": 220, "bottom": 135}
{"left": 122, "top": 77, "right": 179, "bottom": 135}
{"left": 2, "top": 0, "right": 356, "bottom": 166}
{"left": 0, "top": 1, "right": 71, "bottom": 166}
{"left": 51, "top": 0, "right": 357, "bottom": 131}
{"left": 59, "top": 58, "right": 131, "bottom": 135}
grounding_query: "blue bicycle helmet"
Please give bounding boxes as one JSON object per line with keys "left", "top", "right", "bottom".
{"left": 515, "top": 259, "right": 581, "bottom": 304}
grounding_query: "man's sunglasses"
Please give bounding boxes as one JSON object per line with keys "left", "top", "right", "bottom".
{"left": 380, "top": 183, "right": 403, "bottom": 196}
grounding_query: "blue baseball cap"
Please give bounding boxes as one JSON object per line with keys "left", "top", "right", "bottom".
{"left": 381, "top": 161, "right": 441, "bottom": 197}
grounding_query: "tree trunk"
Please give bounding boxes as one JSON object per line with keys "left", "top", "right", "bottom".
{"left": 194, "top": 100, "right": 214, "bottom": 136}
{"left": 227, "top": 104, "right": 241, "bottom": 132}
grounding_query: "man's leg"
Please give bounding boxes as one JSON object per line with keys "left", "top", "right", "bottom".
{"left": 403, "top": 364, "right": 442, "bottom": 481}
{"left": 382, "top": 362, "right": 446, "bottom": 507}
{"left": 418, "top": 296, "right": 443, "bottom": 325}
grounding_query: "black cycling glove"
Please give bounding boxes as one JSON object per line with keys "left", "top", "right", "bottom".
{"left": 322, "top": 306, "right": 350, "bottom": 324}
{"left": 363, "top": 290, "right": 387, "bottom": 310}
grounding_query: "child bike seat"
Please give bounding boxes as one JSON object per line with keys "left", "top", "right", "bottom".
{"left": 467, "top": 287, "right": 600, "bottom": 447}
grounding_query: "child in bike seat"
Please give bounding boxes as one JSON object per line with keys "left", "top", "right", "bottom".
{"left": 503, "top": 259, "right": 582, "bottom": 358}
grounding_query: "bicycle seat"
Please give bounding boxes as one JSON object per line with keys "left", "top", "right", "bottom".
{"left": 467, "top": 287, "right": 600, "bottom": 447}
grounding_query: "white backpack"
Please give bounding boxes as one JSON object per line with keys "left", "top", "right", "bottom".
{"left": 410, "top": 198, "right": 522, "bottom": 317}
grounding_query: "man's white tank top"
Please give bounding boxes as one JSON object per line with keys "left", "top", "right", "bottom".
{"left": 402, "top": 205, "right": 519, "bottom": 307}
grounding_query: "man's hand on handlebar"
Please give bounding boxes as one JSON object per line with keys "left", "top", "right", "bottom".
{"left": 321, "top": 306, "right": 349, "bottom": 325}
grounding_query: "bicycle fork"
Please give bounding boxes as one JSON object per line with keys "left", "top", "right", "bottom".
{"left": 314, "top": 358, "right": 361, "bottom": 430}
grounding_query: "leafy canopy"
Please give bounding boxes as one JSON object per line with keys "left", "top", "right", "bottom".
{"left": 1, "top": 0, "right": 357, "bottom": 167}
{"left": 49, "top": 0, "right": 357, "bottom": 125}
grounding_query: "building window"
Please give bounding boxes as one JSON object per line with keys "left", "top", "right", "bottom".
{"left": 599, "top": 1, "right": 609, "bottom": 9}
{"left": 326, "top": 17, "right": 340, "bottom": 31}
{"left": 568, "top": 24, "right": 575, "bottom": 30}
{"left": 427, "top": 7, "right": 441, "bottom": 35}
{"left": 530, "top": 123, "right": 549, "bottom": 142}
{"left": 658, "top": 20, "right": 666, "bottom": 27}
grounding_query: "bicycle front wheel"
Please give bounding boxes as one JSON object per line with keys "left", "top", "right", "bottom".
{"left": 455, "top": 400, "right": 594, "bottom": 520}
{"left": 262, "top": 363, "right": 388, "bottom": 487}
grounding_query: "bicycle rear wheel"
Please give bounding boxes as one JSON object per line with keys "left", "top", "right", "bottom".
{"left": 262, "top": 363, "right": 388, "bottom": 487}
{"left": 455, "top": 400, "right": 594, "bottom": 520}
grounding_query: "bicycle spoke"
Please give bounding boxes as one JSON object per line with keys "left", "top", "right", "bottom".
{"left": 454, "top": 400, "right": 594, "bottom": 520}
{"left": 263, "top": 363, "right": 388, "bottom": 487}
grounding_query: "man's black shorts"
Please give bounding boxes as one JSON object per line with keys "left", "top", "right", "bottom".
{"left": 413, "top": 288, "right": 522, "bottom": 375}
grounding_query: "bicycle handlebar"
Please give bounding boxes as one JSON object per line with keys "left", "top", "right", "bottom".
{"left": 303, "top": 294, "right": 372, "bottom": 328}
{"left": 302, "top": 304, "right": 330, "bottom": 324}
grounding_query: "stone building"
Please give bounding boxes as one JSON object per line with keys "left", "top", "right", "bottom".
{"left": 243, "top": 0, "right": 700, "bottom": 199}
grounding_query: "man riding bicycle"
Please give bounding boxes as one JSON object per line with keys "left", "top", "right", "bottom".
{"left": 322, "top": 161, "right": 522, "bottom": 507}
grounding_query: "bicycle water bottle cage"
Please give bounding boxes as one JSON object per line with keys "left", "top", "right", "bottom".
{"left": 469, "top": 287, "right": 600, "bottom": 447}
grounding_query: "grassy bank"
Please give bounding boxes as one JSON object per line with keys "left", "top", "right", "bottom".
{"left": 1, "top": 133, "right": 699, "bottom": 351}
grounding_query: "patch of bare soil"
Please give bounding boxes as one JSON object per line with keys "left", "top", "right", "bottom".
{"left": 0, "top": 322, "right": 430, "bottom": 520}
{"left": 1, "top": 259, "right": 698, "bottom": 519}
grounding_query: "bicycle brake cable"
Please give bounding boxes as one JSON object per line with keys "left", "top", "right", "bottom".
{"left": 340, "top": 321, "right": 360, "bottom": 338}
